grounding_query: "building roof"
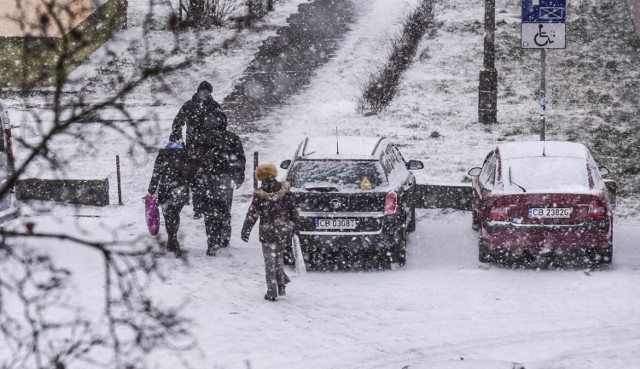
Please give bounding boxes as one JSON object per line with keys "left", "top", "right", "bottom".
{"left": 0, "top": 0, "right": 91, "bottom": 37}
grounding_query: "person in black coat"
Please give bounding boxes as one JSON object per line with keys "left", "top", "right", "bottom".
{"left": 170, "top": 80, "right": 227, "bottom": 218}
{"left": 241, "top": 164, "right": 299, "bottom": 301}
{"left": 192, "top": 115, "right": 246, "bottom": 256}
{"left": 147, "top": 141, "right": 190, "bottom": 258}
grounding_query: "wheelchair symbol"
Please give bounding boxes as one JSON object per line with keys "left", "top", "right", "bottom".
{"left": 534, "top": 24, "right": 554, "bottom": 47}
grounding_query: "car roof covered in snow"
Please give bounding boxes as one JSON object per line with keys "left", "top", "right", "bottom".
{"left": 497, "top": 141, "right": 590, "bottom": 160}
{"left": 297, "top": 136, "right": 388, "bottom": 160}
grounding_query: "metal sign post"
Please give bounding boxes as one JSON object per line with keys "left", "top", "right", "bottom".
{"left": 540, "top": 48, "right": 546, "bottom": 141}
{"left": 521, "top": 0, "right": 566, "bottom": 141}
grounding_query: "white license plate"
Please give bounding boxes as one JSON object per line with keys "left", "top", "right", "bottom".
{"left": 528, "top": 207, "right": 572, "bottom": 219}
{"left": 315, "top": 218, "right": 357, "bottom": 230}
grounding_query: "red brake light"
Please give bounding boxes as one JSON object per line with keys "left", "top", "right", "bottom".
{"left": 384, "top": 192, "right": 397, "bottom": 215}
{"left": 489, "top": 200, "right": 510, "bottom": 221}
{"left": 587, "top": 200, "right": 607, "bottom": 220}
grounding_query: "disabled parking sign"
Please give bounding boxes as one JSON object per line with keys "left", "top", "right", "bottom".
{"left": 522, "top": 0, "right": 566, "bottom": 49}
{"left": 522, "top": 23, "right": 565, "bottom": 49}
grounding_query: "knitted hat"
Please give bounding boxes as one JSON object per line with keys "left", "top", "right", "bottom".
{"left": 197, "top": 81, "right": 213, "bottom": 93}
{"left": 165, "top": 140, "right": 184, "bottom": 149}
{"left": 255, "top": 163, "right": 277, "bottom": 181}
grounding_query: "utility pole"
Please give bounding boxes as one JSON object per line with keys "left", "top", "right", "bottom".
{"left": 478, "top": 0, "right": 498, "bottom": 124}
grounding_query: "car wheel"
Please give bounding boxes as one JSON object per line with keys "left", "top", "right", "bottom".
{"left": 471, "top": 210, "right": 480, "bottom": 231}
{"left": 478, "top": 241, "right": 492, "bottom": 263}
{"left": 407, "top": 204, "right": 416, "bottom": 233}
{"left": 594, "top": 247, "right": 613, "bottom": 265}
{"left": 390, "top": 229, "right": 407, "bottom": 266}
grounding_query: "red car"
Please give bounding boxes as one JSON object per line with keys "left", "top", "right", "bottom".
{"left": 468, "top": 141, "right": 613, "bottom": 265}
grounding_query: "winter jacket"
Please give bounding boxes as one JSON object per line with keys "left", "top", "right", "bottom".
{"left": 242, "top": 180, "right": 300, "bottom": 244}
{"left": 170, "top": 92, "right": 227, "bottom": 147}
{"left": 147, "top": 149, "right": 190, "bottom": 206}
{"left": 188, "top": 130, "right": 246, "bottom": 186}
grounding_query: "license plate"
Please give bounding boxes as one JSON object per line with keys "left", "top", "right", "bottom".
{"left": 528, "top": 207, "right": 572, "bottom": 219}
{"left": 315, "top": 218, "right": 357, "bottom": 230}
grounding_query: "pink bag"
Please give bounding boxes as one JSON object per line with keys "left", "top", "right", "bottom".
{"left": 145, "top": 194, "right": 160, "bottom": 236}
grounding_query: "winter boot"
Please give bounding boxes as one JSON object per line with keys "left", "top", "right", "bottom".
{"left": 278, "top": 285, "right": 286, "bottom": 296}
{"left": 264, "top": 295, "right": 277, "bottom": 302}
{"left": 174, "top": 246, "right": 183, "bottom": 258}
{"left": 206, "top": 244, "right": 218, "bottom": 256}
{"left": 167, "top": 239, "right": 178, "bottom": 253}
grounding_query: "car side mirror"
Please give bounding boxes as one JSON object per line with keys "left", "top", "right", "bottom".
{"left": 280, "top": 160, "right": 291, "bottom": 170}
{"left": 599, "top": 166, "right": 610, "bottom": 178}
{"left": 467, "top": 167, "right": 482, "bottom": 177}
{"left": 406, "top": 160, "right": 424, "bottom": 170}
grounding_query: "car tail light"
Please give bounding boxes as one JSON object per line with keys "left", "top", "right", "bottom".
{"left": 489, "top": 200, "right": 510, "bottom": 221}
{"left": 384, "top": 191, "right": 397, "bottom": 215}
{"left": 587, "top": 200, "right": 607, "bottom": 220}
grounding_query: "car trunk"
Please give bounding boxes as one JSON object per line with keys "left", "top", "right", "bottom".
{"left": 293, "top": 191, "right": 388, "bottom": 233}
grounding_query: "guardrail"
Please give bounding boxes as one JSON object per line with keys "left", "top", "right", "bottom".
{"left": 414, "top": 183, "right": 473, "bottom": 210}
{"left": 10, "top": 178, "right": 618, "bottom": 210}
{"left": 16, "top": 178, "right": 110, "bottom": 206}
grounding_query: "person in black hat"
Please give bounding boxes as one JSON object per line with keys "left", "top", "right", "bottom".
{"left": 170, "top": 81, "right": 228, "bottom": 220}
{"left": 169, "top": 81, "right": 246, "bottom": 256}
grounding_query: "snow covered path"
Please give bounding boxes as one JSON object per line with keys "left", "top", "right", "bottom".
{"left": 11, "top": 208, "right": 640, "bottom": 369}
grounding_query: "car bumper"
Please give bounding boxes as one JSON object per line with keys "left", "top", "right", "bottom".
{"left": 298, "top": 213, "right": 404, "bottom": 252}
{"left": 481, "top": 220, "right": 612, "bottom": 251}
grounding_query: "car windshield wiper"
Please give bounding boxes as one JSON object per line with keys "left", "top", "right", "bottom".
{"left": 508, "top": 167, "right": 527, "bottom": 193}
{"left": 304, "top": 185, "right": 339, "bottom": 192}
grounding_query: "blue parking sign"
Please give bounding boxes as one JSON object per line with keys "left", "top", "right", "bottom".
{"left": 522, "top": 0, "right": 566, "bottom": 23}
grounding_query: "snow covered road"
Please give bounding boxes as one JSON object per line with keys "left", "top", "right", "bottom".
{"left": 10, "top": 207, "right": 640, "bottom": 369}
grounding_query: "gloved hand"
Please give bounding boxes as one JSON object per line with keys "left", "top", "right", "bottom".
{"left": 241, "top": 233, "right": 250, "bottom": 242}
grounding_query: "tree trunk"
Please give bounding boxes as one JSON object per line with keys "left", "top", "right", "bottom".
{"left": 188, "top": 0, "right": 205, "bottom": 27}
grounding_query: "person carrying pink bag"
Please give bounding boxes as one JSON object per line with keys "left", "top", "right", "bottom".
{"left": 147, "top": 140, "right": 190, "bottom": 258}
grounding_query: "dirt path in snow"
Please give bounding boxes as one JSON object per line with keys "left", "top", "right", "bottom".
{"left": 223, "top": 0, "right": 355, "bottom": 132}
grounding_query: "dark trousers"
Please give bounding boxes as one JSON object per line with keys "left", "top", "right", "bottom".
{"left": 161, "top": 201, "right": 186, "bottom": 248}
{"left": 202, "top": 174, "right": 234, "bottom": 249}
{"left": 191, "top": 168, "right": 205, "bottom": 215}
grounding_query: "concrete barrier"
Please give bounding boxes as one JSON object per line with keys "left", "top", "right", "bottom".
{"left": 414, "top": 183, "right": 473, "bottom": 211}
{"left": 16, "top": 178, "right": 109, "bottom": 206}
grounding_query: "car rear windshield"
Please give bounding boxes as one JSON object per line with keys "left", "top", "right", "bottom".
{"left": 287, "top": 160, "right": 387, "bottom": 190}
{"left": 503, "top": 157, "right": 591, "bottom": 192}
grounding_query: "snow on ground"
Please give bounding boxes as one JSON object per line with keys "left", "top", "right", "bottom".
{"left": 2, "top": 0, "right": 640, "bottom": 367}
{"left": 6, "top": 208, "right": 640, "bottom": 368}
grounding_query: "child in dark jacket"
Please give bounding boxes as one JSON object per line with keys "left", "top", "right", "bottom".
{"left": 241, "top": 163, "right": 299, "bottom": 301}
{"left": 147, "top": 141, "right": 190, "bottom": 257}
